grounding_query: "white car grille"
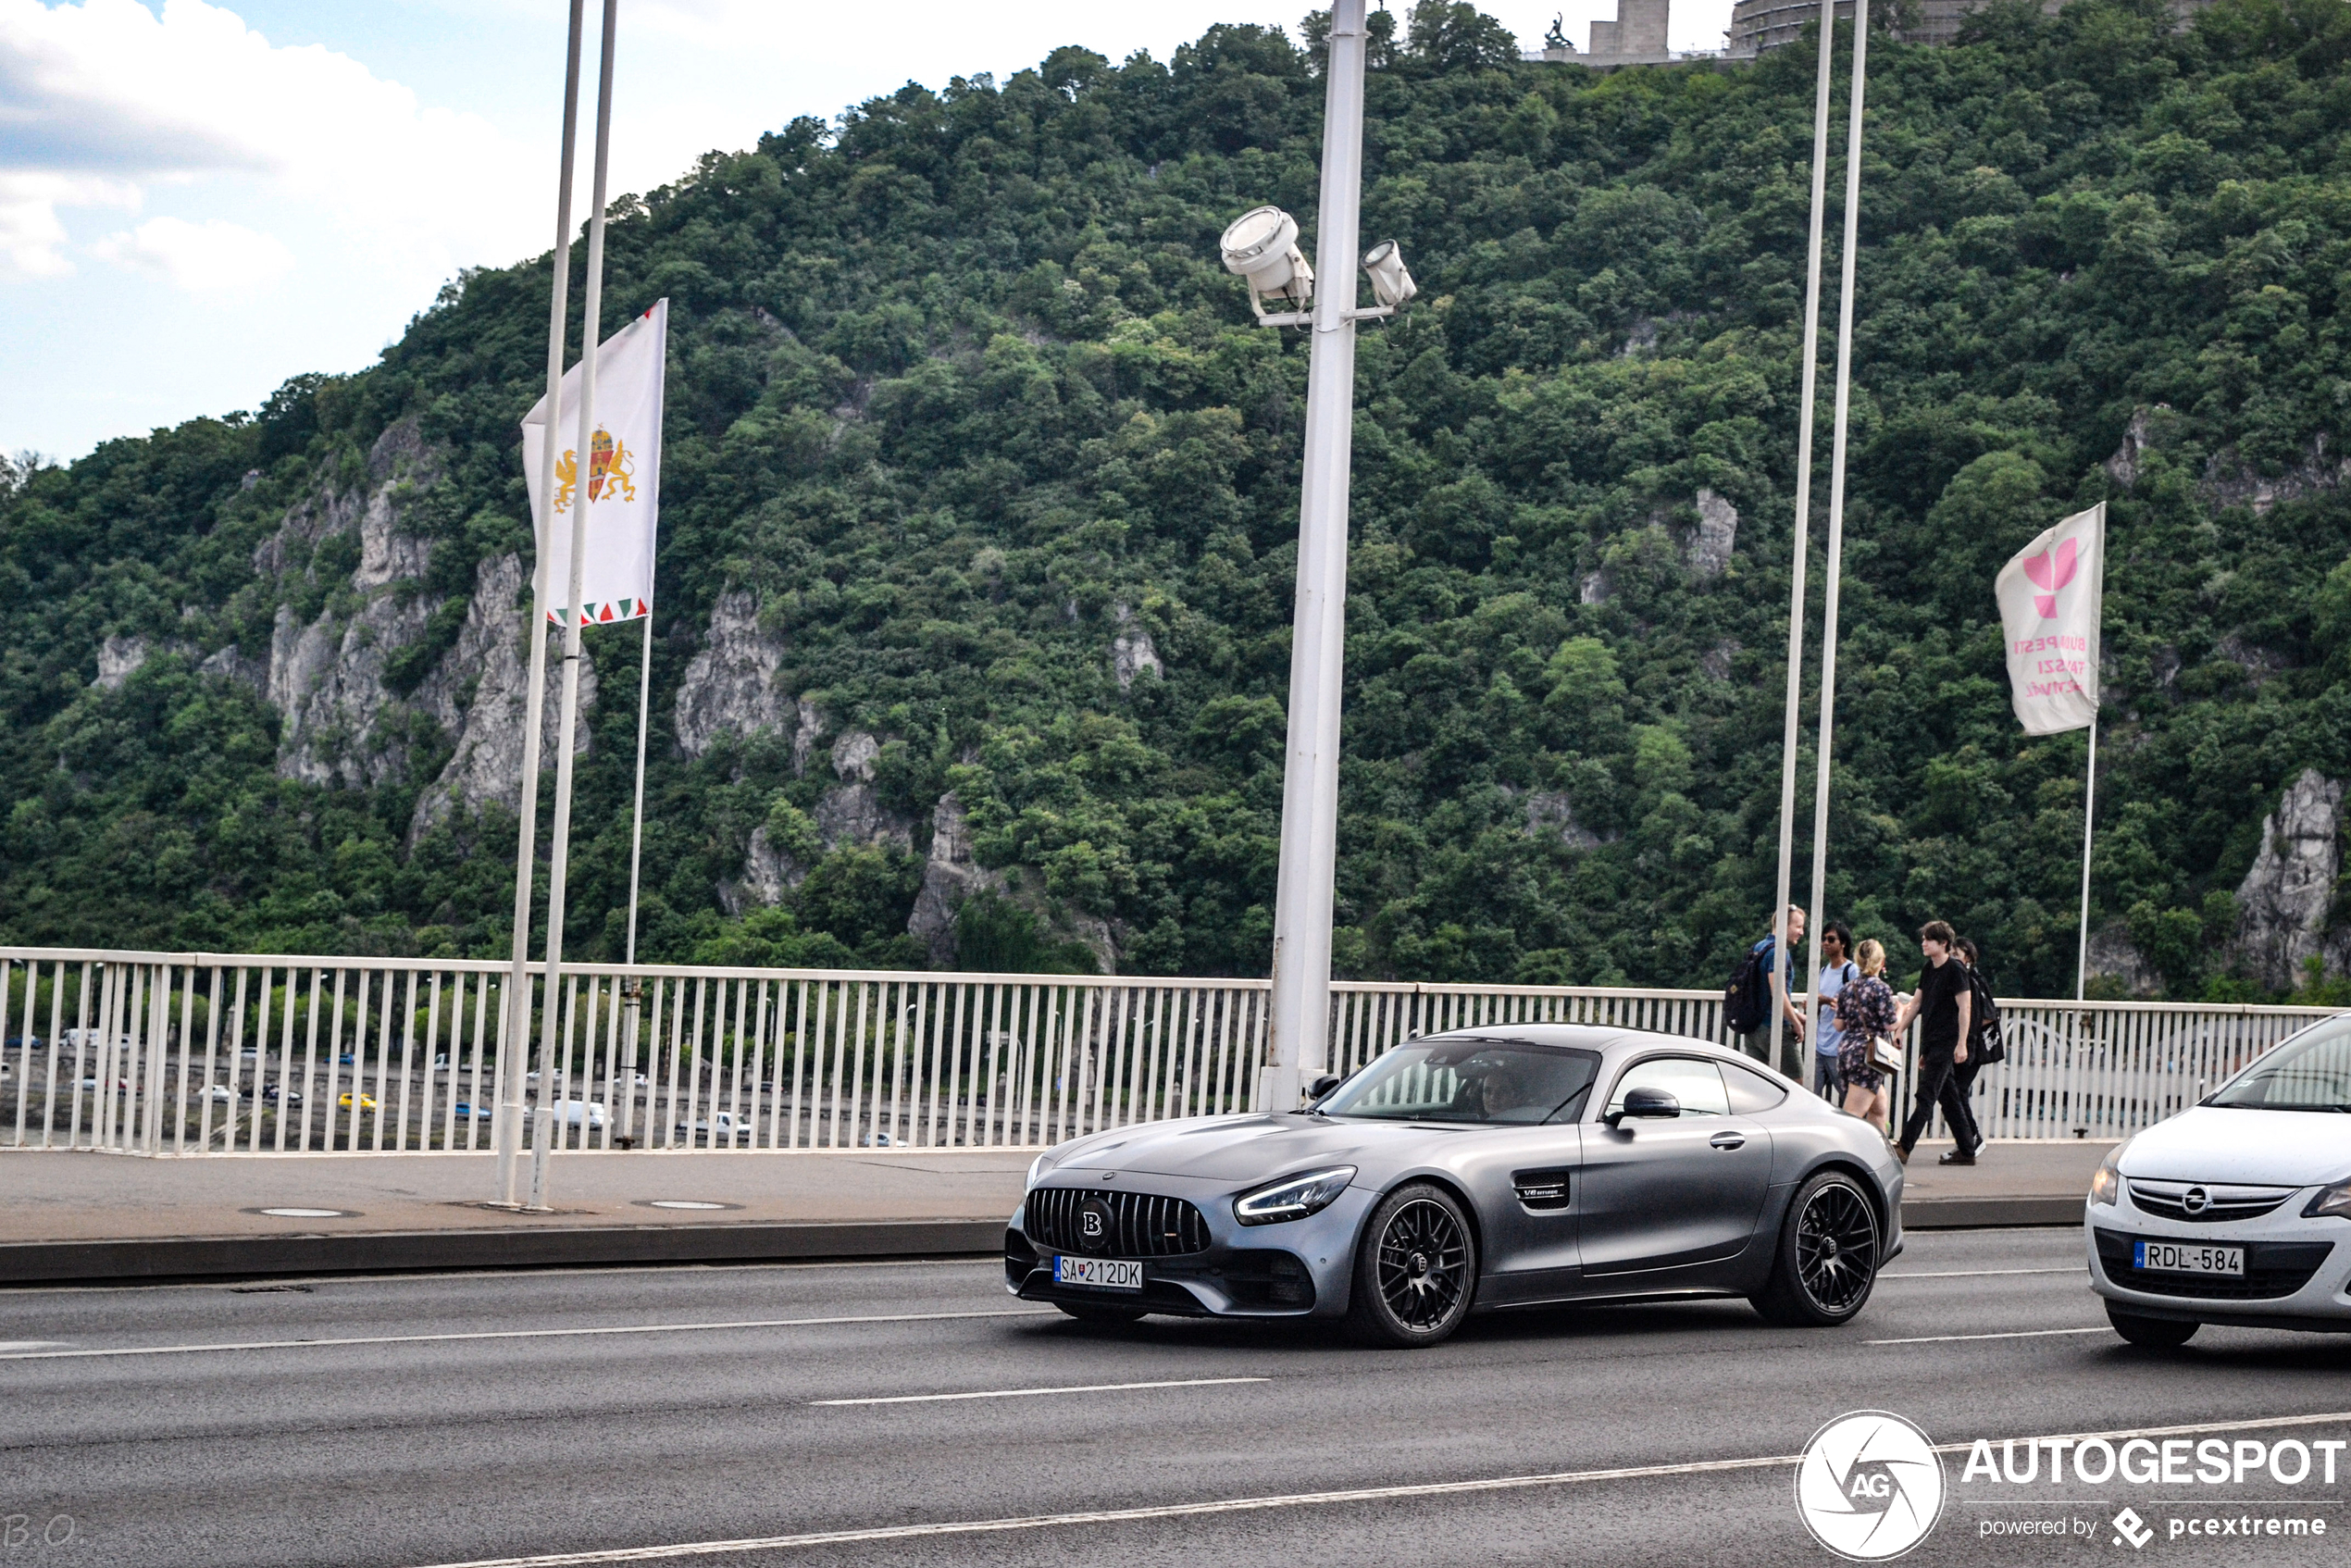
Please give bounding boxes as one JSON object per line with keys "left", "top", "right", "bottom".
{"left": 2126, "top": 1179, "right": 2296, "bottom": 1223}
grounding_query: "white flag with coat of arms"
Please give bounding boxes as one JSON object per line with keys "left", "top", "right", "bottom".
{"left": 521, "top": 297, "right": 666, "bottom": 625}
{"left": 1996, "top": 500, "right": 2106, "bottom": 735}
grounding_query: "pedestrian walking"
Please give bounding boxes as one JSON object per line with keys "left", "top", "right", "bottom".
{"left": 1892, "top": 919, "right": 1982, "bottom": 1165}
{"left": 1952, "top": 936, "right": 1996, "bottom": 1157}
{"left": 1811, "top": 921, "right": 1857, "bottom": 1102}
{"left": 1724, "top": 905, "right": 1807, "bottom": 1076}
{"left": 1836, "top": 938, "right": 1898, "bottom": 1138}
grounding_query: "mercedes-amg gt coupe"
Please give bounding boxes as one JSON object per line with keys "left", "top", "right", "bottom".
{"left": 1005, "top": 1025, "right": 1906, "bottom": 1346}
{"left": 2088, "top": 1014, "right": 2351, "bottom": 1346}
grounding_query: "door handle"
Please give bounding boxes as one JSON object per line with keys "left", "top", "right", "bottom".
{"left": 1709, "top": 1131, "right": 1747, "bottom": 1150}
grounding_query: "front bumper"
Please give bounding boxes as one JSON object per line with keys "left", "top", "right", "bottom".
{"left": 2085, "top": 1192, "right": 2351, "bottom": 1330}
{"left": 1006, "top": 1174, "right": 1375, "bottom": 1320}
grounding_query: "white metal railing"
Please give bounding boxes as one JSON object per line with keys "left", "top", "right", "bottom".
{"left": 0, "top": 949, "right": 2333, "bottom": 1154}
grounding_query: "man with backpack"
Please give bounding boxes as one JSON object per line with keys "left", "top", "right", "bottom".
{"left": 1723, "top": 905, "right": 1807, "bottom": 1076}
{"left": 1892, "top": 919, "right": 1982, "bottom": 1165}
{"left": 1952, "top": 936, "right": 2003, "bottom": 1157}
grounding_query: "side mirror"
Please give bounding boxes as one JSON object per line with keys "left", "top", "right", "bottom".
{"left": 1605, "top": 1087, "right": 1681, "bottom": 1127}
{"left": 1306, "top": 1073, "right": 1343, "bottom": 1102}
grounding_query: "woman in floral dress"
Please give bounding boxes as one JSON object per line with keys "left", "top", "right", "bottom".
{"left": 1836, "top": 938, "right": 1899, "bottom": 1138}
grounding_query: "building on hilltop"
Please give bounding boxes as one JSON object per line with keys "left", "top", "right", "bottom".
{"left": 1728, "top": 0, "right": 2213, "bottom": 53}
{"left": 1528, "top": 1, "right": 1723, "bottom": 68}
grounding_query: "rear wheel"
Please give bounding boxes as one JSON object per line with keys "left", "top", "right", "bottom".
{"left": 2107, "top": 1304, "right": 2198, "bottom": 1348}
{"left": 1346, "top": 1183, "right": 1478, "bottom": 1348}
{"left": 1752, "top": 1170, "right": 1881, "bottom": 1326}
{"left": 1054, "top": 1301, "right": 1147, "bottom": 1325}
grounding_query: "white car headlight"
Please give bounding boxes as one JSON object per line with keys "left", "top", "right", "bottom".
{"left": 1234, "top": 1165, "right": 1357, "bottom": 1226}
{"left": 2304, "top": 1178, "right": 2351, "bottom": 1220}
{"left": 2089, "top": 1139, "right": 2129, "bottom": 1207}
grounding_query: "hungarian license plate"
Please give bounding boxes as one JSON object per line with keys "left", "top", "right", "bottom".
{"left": 2135, "top": 1240, "right": 2245, "bottom": 1276}
{"left": 1053, "top": 1255, "right": 1144, "bottom": 1290}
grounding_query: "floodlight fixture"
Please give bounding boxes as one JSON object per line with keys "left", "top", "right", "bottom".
{"left": 1221, "top": 205, "right": 1314, "bottom": 320}
{"left": 1361, "top": 240, "right": 1417, "bottom": 308}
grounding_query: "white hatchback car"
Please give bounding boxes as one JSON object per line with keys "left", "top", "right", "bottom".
{"left": 2087, "top": 1018, "right": 2351, "bottom": 1346}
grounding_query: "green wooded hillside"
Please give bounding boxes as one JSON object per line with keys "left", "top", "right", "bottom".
{"left": 6, "top": 0, "right": 2351, "bottom": 997}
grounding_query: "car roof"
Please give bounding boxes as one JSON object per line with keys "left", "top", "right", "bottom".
{"left": 1412, "top": 1023, "right": 1799, "bottom": 1080}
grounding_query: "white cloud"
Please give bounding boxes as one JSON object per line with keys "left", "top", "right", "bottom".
{"left": 0, "top": 0, "right": 541, "bottom": 282}
{"left": 92, "top": 215, "right": 293, "bottom": 290}
{"left": 0, "top": 170, "right": 134, "bottom": 279}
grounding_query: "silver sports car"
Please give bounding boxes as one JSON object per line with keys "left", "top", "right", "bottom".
{"left": 1006, "top": 1025, "right": 1906, "bottom": 1346}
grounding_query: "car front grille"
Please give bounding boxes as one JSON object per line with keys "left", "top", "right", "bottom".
{"left": 2095, "top": 1228, "right": 2335, "bottom": 1300}
{"left": 2128, "top": 1179, "right": 2296, "bottom": 1224}
{"left": 1025, "top": 1186, "right": 1212, "bottom": 1257}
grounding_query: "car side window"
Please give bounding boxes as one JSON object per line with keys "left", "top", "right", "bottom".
{"left": 1604, "top": 1056, "right": 1730, "bottom": 1118}
{"left": 1722, "top": 1061, "right": 1789, "bottom": 1114}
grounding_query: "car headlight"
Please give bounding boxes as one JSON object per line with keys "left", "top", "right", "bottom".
{"left": 1234, "top": 1165, "right": 1357, "bottom": 1226}
{"left": 2304, "top": 1178, "right": 2351, "bottom": 1220}
{"left": 2089, "top": 1139, "right": 2129, "bottom": 1207}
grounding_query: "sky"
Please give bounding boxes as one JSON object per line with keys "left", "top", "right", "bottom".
{"left": 2, "top": 0, "right": 1740, "bottom": 461}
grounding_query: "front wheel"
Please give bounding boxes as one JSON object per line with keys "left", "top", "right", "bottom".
{"left": 2107, "top": 1304, "right": 2198, "bottom": 1348}
{"left": 1752, "top": 1170, "right": 1882, "bottom": 1326}
{"left": 1346, "top": 1182, "right": 1478, "bottom": 1348}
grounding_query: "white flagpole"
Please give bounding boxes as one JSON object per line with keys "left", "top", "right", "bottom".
{"left": 1768, "top": 0, "right": 1839, "bottom": 1069}
{"left": 2076, "top": 706, "right": 2098, "bottom": 1002}
{"left": 497, "top": 0, "right": 585, "bottom": 1209}
{"left": 529, "top": 0, "right": 617, "bottom": 1211}
{"left": 1803, "top": 0, "right": 1870, "bottom": 1047}
{"left": 617, "top": 609, "right": 652, "bottom": 1146}
{"left": 625, "top": 613, "right": 652, "bottom": 965}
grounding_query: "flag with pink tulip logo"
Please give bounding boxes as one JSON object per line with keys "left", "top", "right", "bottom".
{"left": 1996, "top": 501, "right": 2106, "bottom": 734}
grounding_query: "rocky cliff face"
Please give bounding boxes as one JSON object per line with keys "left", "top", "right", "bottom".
{"left": 2232, "top": 767, "right": 2346, "bottom": 988}
{"left": 906, "top": 792, "right": 1004, "bottom": 964}
{"left": 675, "top": 590, "right": 791, "bottom": 758}
{"left": 171, "top": 420, "right": 594, "bottom": 839}
{"left": 404, "top": 553, "right": 597, "bottom": 843}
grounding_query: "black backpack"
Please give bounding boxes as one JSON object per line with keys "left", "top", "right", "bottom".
{"left": 1723, "top": 942, "right": 1773, "bottom": 1035}
{"left": 1964, "top": 964, "right": 2006, "bottom": 1064}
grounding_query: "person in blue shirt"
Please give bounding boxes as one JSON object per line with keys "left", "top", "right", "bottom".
{"left": 1812, "top": 921, "right": 1857, "bottom": 1102}
{"left": 1735, "top": 905, "right": 1808, "bottom": 1076}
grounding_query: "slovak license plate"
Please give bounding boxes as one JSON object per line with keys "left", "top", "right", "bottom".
{"left": 1053, "top": 1256, "right": 1144, "bottom": 1290}
{"left": 2135, "top": 1240, "right": 2245, "bottom": 1276}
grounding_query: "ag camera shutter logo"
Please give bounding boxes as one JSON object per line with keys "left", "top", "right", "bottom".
{"left": 1795, "top": 1411, "right": 1947, "bottom": 1561}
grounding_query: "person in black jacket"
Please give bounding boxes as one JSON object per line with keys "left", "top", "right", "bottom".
{"left": 1891, "top": 920, "right": 1982, "bottom": 1166}
{"left": 1952, "top": 937, "right": 1991, "bottom": 1157}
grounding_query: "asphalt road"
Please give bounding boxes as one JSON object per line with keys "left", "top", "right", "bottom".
{"left": 2, "top": 1229, "right": 2346, "bottom": 1568}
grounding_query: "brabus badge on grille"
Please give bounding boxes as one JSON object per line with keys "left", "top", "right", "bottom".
{"left": 1079, "top": 1201, "right": 1111, "bottom": 1241}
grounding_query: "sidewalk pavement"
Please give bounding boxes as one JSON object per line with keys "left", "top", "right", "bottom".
{"left": 0, "top": 1138, "right": 2107, "bottom": 1286}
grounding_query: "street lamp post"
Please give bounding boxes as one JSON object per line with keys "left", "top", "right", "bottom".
{"left": 1223, "top": 0, "right": 1411, "bottom": 1114}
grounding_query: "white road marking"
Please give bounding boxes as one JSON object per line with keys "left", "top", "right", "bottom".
{"left": 1868, "top": 1325, "right": 2111, "bottom": 1344}
{"left": 812, "top": 1376, "right": 1267, "bottom": 1407}
{"left": 0, "top": 1340, "right": 68, "bottom": 1352}
{"left": 0, "top": 1257, "right": 1001, "bottom": 1297}
{"left": 403, "top": 1410, "right": 2351, "bottom": 1568}
{"left": 0, "top": 1309, "right": 1055, "bottom": 1363}
{"left": 1880, "top": 1266, "right": 2087, "bottom": 1278}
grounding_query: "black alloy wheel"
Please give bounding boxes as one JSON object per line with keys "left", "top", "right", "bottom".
{"left": 1753, "top": 1170, "right": 1881, "bottom": 1326}
{"left": 2106, "top": 1304, "right": 2199, "bottom": 1349}
{"left": 1347, "top": 1182, "right": 1478, "bottom": 1348}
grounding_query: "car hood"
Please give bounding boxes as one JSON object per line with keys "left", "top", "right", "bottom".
{"left": 2120, "top": 1107, "right": 2351, "bottom": 1186}
{"left": 1041, "top": 1114, "right": 1461, "bottom": 1185}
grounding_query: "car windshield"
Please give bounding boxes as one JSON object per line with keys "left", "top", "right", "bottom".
{"left": 2210, "top": 1022, "right": 2351, "bottom": 1112}
{"left": 1318, "top": 1040, "right": 1599, "bottom": 1125}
